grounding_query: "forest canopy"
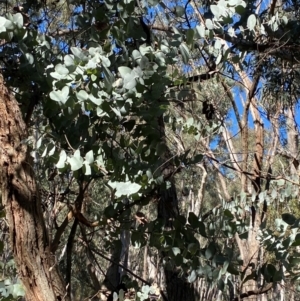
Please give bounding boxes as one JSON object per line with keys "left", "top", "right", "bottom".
{"left": 0, "top": 0, "right": 300, "bottom": 300}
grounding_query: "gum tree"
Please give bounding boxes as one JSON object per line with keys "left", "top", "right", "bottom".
{"left": 0, "top": 0, "right": 300, "bottom": 300}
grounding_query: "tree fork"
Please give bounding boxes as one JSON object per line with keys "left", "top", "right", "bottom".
{"left": 0, "top": 74, "right": 68, "bottom": 301}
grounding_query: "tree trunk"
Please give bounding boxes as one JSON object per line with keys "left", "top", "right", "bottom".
{"left": 286, "top": 106, "right": 299, "bottom": 176}
{"left": 158, "top": 183, "right": 199, "bottom": 301}
{"left": 0, "top": 75, "right": 68, "bottom": 301}
{"left": 156, "top": 115, "right": 198, "bottom": 301}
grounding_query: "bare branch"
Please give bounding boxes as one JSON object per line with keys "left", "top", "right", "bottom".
{"left": 233, "top": 283, "right": 273, "bottom": 301}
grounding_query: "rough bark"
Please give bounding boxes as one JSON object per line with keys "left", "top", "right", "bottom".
{"left": 0, "top": 75, "right": 68, "bottom": 301}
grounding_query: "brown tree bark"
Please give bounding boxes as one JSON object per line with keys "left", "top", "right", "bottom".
{"left": 0, "top": 75, "right": 68, "bottom": 301}
{"left": 237, "top": 74, "right": 264, "bottom": 301}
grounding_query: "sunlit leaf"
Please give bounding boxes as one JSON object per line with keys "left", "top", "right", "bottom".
{"left": 247, "top": 14, "right": 256, "bottom": 31}
{"left": 68, "top": 154, "right": 84, "bottom": 171}
{"left": 56, "top": 150, "right": 67, "bottom": 169}
{"left": 108, "top": 181, "right": 141, "bottom": 197}
{"left": 205, "top": 19, "right": 214, "bottom": 30}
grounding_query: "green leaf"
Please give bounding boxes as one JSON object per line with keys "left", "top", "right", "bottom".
{"left": 223, "top": 209, "right": 234, "bottom": 219}
{"left": 205, "top": 242, "right": 216, "bottom": 259}
{"left": 179, "top": 43, "right": 190, "bottom": 64}
{"left": 131, "top": 231, "right": 146, "bottom": 248}
{"left": 71, "top": 47, "right": 87, "bottom": 60}
{"left": 68, "top": 155, "right": 84, "bottom": 171}
{"left": 227, "top": 264, "right": 239, "bottom": 275}
{"left": 48, "top": 145, "right": 56, "bottom": 156}
{"left": 197, "top": 265, "right": 213, "bottom": 278}
{"left": 36, "top": 137, "right": 42, "bottom": 149}
{"left": 100, "top": 55, "right": 111, "bottom": 67}
{"left": 195, "top": 24, "right": 205, "bottom": 38}
{"left": 64, "top": 55, "right": 74, "bottom": 66}
{"left": 214, "top": 40, "right": 222, "bottom": 50}
{"left": 216, "top": 53, "right": 222, "bottom": 65}
{"left": 55, "top": 64, "right": 69, "bottom": 76}
{"left": 140, "top": 55, "right": 150, "bottom": 69}
{"left": 56, "top": 150, "right": 67, "bottom": 169}
{"left": 273, "top": 268, "right": 284, "bottom": 282}
{"left": 205, "top": 19, "right": 214, "bottom": 30}
{"left": 172, "top": 247, "right": 181, "bottom": 256}
{"left": 228, "top": 0, "right": 242, "bottom": 5}
{"left": 132, "top": 50, "right": 142, "bottom": 62}
{"left": 77, "top": 90, "right": 88, "bottom": 102}
{"left": 108, "top": 181, "right": 141, "bottom": 197}
{"left": 266, "top": 263, "right": 276, "bottom": 275}
{"left": 85, "top": 150, "right": 94, "bottom": 164}
{"left": 175, "top": 6, "right": 185, "bottom": 17}
{"left": 50, "top": 86, "right": 69, "bottom": 104}
{"left": 282, "top": 16, "right": 288, "bottom": 25}
{"left": 189, "top": 154, "right": 203, "bottom": 164}
{"left": 199, "top": 221, "right": 207, "bottom": 237}
{"left": 186, "top": 29, "right": 194, "bottom": 45}
{"left": 221, "top": 261, "right": 229, "bottom": 274}
{"left": 13, "top": 13, "right": 23, "bottom": 27}
{"left": 235, "top": 5, "right": 245, "bottom": 14}
{"left": 147, "top": 0, "right": 159, "bottom": 5}
{"left": 210, "top": 5, "right": 221, "bottom": 19}
{"left": 103, "top": 66, "right": 114, "bottom": 92}
{"left": 217, "top": 279, "right": 225, "bottom": 291}
{"left": 83, "top": 162, "right": 92, "bottom": 175}
{"left": 123, "top": 73, "right": 137, "bottom": 90}
{"left": 25, "top": 53, "right": 34, "bottom": 64}
{"left": 0, "top": 27, "right": 7, "bottom": 35}
{"left": 118, "top": 66, "right": 132, "bottom": 77}
{"left": 247, "top": 14, "right": 256, "bottom": 31}
{"left": 0, "top": 17, "right": 6, "bottom": 27}
{"left": 4, "top": 18, "right": 13, "bottom": 30}
{"left": 113, "top": 292, "right": 118, "bottom": 301}
{"left": 156, "top": 143, "right": 166, "bottom": 156}
{"left": 282, "top": 213, "right": 296, "bottom": 225}
{"left": 188, "top": 243, "right": 199, "bottom": 255}
{"left": 188, "top": 212, "right": 199, "bottom": 228}
{"left": 188, "top": 270, "right": 197, "bottom": 283}
{"left": 89, "top": 94, "right": 102, "bottom": 106}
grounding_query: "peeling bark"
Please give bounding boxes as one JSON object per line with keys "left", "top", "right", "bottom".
{"left": 0, "top": 75, "right": 68, "bottom": 301}
{"left": 224, "top": 67, "right": 263, "bottom": 300}
{"left": 286, "top": 107, "right": 299, "bottom": 176}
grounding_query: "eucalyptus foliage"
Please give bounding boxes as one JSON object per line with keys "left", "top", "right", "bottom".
{"left": 0, "top": 0, "right": 300, "bottom": 299}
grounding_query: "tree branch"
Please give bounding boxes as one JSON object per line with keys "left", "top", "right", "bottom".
{"left": 51, "top": 180, "right": 92, "bottom": 253}
{"left": 233, "top": 283, "right": 273, "bottom": 301}
{"left": 66, "top": 219, "right": 78, "bottom": 298}
{"left": 79, "top": 238, "right": 170, "bottom": 301}
{"left": 50, "top": 28, "right": 80, "bottom": 37}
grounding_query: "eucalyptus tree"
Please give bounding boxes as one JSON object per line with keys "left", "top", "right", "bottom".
{"left": 1, "top": 0, "right": 300, "bottom": 301}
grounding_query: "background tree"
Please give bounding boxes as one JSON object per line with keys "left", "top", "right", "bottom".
{"left": 1, "top": 0, "right": 300, "bottom": 301}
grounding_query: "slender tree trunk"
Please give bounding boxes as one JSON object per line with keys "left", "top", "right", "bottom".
{"left": 235, "top": 74, "right": 264, "bottom": 301}
{"left": 0, "top": 75, "right": 68, "bottom": 301}
{"left": 286, "top": 106, "right": 299, "bottom": 176}
{"left": 158, "top": 183, "right": 199, "bottom": 301}
{"left": 157, "top": 115, "right": 198, "bottom": 301}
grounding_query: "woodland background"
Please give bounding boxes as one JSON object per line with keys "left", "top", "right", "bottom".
{"left": 0, "top": 0, "right": 300, "bottom": 300}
